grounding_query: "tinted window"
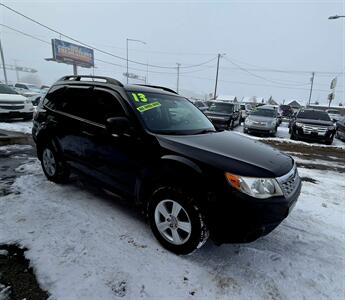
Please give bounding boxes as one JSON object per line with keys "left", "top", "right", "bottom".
{"left": 44, "top": 86, "right": 67, "bottom": 110}
{"left": 0, "top": 84, "right": 18, "bottom": 94}
{"left": 88, "top": 89, "right": 125, "bottom": 124}
{"left": 208, "top": 103, "right": 234, "bottom": 113}
{"left": 250, "top": 109, "right": 276, "bottom": 117}
{"left": 297, "top": 110, "right": 330, "bottom": 121}
{"left": 15, "top": 83, "right": 28, "bottom": 89}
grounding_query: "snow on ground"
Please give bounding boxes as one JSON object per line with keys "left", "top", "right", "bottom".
{"left": 0, "top": 121, "right": 33, "bottom": 135}
{"left": 0, "top": 159, "right": 344, "bottom": 299}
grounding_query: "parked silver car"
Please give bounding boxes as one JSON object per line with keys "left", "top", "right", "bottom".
{"left": 244, "top": 108, "right": 278, "bottom": 136}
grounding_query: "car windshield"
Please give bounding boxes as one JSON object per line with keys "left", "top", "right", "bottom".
{"left": 0, "top": 84, "right": 18, "bottom": 94}
{"left": 297, "top": 110, "right": 330, "bottom": 121}
{"left": 208, "top": 103, "right": 234, "bottom": 113}
{"left": 127, "top": 92, "right": 215, "bottom": 135}
{"left": 327, "top": 110, "right": 339, "bottom": 114}
{"left": 250, "top": 109, "right": 275, "bottom": 117}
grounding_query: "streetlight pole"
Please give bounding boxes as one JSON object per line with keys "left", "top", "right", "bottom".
{"left": 126, "top": 38, "right": 146, "bottom": 84}
{"left": 0, "top": 38, "right": 8, "bottom": 84}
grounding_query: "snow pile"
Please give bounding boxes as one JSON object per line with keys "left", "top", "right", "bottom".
{"left": 0, "top": 162, "right": 344, "bottom": 299}
{"left": 0, "top": 121, "right": 33, "bottom": 135}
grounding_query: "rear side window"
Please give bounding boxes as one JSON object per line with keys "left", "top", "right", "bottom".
{"left": 59, "top": 87, "right": 93, "bottom": 119}
{"left": 15, "top": 83, "right": 28, "bottom": 89}
{"left": 297, "top": 110, "right": 330, "bottom": 121}
{"left": 44, "top": 86, "right": 68, "bottom": 110}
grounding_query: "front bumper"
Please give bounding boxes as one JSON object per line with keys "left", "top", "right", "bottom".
{"left": 244, "top": 124, "right": 276, "bottom": 134}
{"left": 293, "top": 127, "right": 335, "bottom": 142}
{"left": 206, "top": 172, "right": 302, "bottom": 244}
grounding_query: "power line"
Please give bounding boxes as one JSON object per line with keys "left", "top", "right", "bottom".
{"left": 0, "top": 3, "right": 217, "bottom": 70}
{"left": 223, "top": 56, "right": 310, "bottom": 87}
{"left": 180, "top": 74, "right": 345, "bottom": 93}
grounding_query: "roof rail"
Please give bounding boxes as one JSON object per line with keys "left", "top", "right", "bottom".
{"left": 58, "top": 75, "right": 124, "bottom": 87}
{"left": 134, "top": 84, "right": 178, "bottom": 94}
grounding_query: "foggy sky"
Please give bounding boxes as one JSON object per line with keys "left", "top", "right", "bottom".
{"left": 0, "top": 0, "right": 344, "bottom": 105}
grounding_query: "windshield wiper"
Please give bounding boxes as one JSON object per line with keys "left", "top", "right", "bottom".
{"left": 193, "top": 129, "right": 216, "bottom": 135}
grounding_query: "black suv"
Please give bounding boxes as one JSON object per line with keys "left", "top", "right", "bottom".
{"left": 289, "top": 109, "right": 336, "bottom": 144}
{"left": 204, "top": 101, "right": 241, "bottom": 130}
{"left": 33, "top": 76, "right": 301, "bottom": 255}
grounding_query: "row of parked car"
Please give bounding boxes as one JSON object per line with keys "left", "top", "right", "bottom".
{"left": 190, "top": 99, "right": 344, "bottom": 145}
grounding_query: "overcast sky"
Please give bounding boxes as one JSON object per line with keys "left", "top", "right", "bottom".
{"left": 0, "top": 0, "right": 344, "bottom": 105}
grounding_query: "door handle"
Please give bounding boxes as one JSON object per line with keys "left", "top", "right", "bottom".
{"left": 82, "top": 131, "right": 95, "bottom": 137}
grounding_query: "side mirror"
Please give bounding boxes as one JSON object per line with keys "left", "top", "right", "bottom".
{"left": 106, "top": 117, "right": 133, "bottom": 136}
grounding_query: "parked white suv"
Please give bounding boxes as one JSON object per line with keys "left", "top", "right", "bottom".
{"left": 0, "top": 83, "right": 33, "bottom": 120}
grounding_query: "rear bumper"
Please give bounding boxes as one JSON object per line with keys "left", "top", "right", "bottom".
{"left": 206, "top": 179, "right": 302, "bottom": 244}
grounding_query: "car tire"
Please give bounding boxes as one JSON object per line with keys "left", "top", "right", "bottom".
{"left": 325, "top": 139, "right": 333, "bottom": 145}
{"left": 148, "top": 186, "right": 208, "bottom": 255}
{"left": 41, "top": 144, "right": 70, "bottom": 183}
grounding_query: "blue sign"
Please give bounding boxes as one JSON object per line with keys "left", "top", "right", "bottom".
{"left": 52, "top": 39, "right": 94, "bottom": 68}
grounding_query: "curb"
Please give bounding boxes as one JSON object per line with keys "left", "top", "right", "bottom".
{"left": 0, "top": 129, "right": 33, "bottom": 146}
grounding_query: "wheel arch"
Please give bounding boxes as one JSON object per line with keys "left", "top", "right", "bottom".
{"left": 135, "top": 155, "right": 206, "bottom": 210}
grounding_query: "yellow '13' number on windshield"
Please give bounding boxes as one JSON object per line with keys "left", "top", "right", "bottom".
{"left": 132, "top": 93, "right": 148, "bottom": 103}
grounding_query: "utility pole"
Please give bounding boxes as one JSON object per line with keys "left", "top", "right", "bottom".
{"left": 176, "top": 63, "right": 181, "bottom": 93}
{"left": 146, "top": 62, "right": 149, "bottom": 84}
{"left": 73, "top": 63, "right": 77, "bottom": 76}
{"left": 126, "top": 39, "right": 129, "bottom": 84}
{"left": 308, "top": 72, "right": 315, "bottom": 106}
{"left": 213, "top": 53, "right": 223, "bottom": 100}
{"left": 14, "top": 60, "right": 19, "bottom": 81}
{"left": 0, "top": 38, "right": 8, "bottom": 84}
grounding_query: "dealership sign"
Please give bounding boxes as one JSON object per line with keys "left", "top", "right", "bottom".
{"left": 51, "top": 39, "right": 94, "bottom": 68}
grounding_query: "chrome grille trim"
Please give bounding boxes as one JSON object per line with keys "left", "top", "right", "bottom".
{"left": 276, "top": 164, "right": 301, "bottom": 197}
{"left": 0, "top": 100, "right": 25, "bottom": 105}
{"left": 0, "top": 105, "right": 25, "bottom": 110}
{"left": 302, "top": 124, "right": 328, "bottom": 135}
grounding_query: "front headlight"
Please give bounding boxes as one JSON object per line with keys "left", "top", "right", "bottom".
{"left": 295, "top": 122, "right": 303, "bottom": 127}
{"left": 225, "top": 173, "right": 283, "bottom": 199}
{"left": 25, "top": 99, "right": 31, "bottom": 104}
{"left": 328, "top": 125, "right": 335, "bottom": 130}
{"left": 245, "top": 119, "right": 253, "bottom": 125}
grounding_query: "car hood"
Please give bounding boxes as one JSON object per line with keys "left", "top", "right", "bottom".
{"left": 0, "top": 94, "right": 27, "bottom": 101}
{"left": 156, "top": 131, "right": 293, "bottom": 177}
{"left": 247, "top": 115, "right": 274, "bottom": 122}
{"left": 296, "top": 118, "right": 333, "bottom": 126}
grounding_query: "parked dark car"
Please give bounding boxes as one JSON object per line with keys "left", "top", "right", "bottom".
{"left": 289, "top": 109, "right": 336, "bottom": 144}
{"left": 190, "top": 99, "right": 208, "bottom": 112}
{"left": 279, "top": 105, "right": 294, "bottom": 118}
{"left": 204, "top": 101, "right": 241, "bottom": 130}
{"left": 33, "top": 75, "right": 301, "bottom": 255}
{"left": 335, "top": 117, "right": 345, "bottom": 141}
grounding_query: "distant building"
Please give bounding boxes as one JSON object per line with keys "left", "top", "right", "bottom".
{"left": 241, "top": 96, "right": 264, "bottom": 105}
{"left": 267, "top": 96, "right": 278, "bottom": 106}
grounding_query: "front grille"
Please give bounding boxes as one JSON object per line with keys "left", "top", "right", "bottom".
{"left": 0, "top": 101, "right": 24, "bottom": 105}
{"left": 0, "top": 105, "right": 25, "bottom": 110}
{"left": 277, "top": 165, "right": 300, "bottom": 197}
{"left": 302, "top": 124, "right": 328, "bottom": 135}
